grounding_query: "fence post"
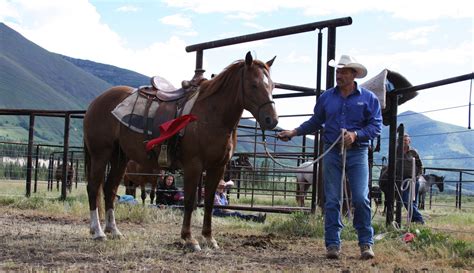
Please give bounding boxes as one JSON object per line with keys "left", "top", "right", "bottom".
{"left": 25, "top": 114, "right": 35, "bottom": 197}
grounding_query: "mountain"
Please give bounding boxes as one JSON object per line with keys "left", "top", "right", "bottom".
{"left": 59, "top": 55, "right": 149, "bottom": 88}
{"left": 0, "top": 23, "right": 149, "bottom": 144}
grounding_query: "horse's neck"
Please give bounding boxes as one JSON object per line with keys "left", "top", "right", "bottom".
{"left": 194, "top": 83, "right": 244, "bottom": 131}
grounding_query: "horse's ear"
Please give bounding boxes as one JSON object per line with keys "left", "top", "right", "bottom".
{"left": 245, "top": 51, "right": 253, "bottom": 66}
{"left": 266, "top": 56, "right": 276, "bottom": 68}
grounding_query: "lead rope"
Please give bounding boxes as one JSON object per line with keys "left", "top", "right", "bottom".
{"left": 339, "top": 129, "right": 351, "bottom": 220}
{"left": 262, "top": 129, "right": 350, "bottom": 219}
{"left": 261, "top": 130, "right": 344, "bottom": 169}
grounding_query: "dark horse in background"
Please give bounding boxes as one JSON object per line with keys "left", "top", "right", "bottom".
{"left": 378, "top": 166, "right": 444, "bottom": 212}
{"left": 224, "top": 154, "right": 253, "bottom": 181}
{"left": 83, "top": 52, "right": 278, "bottom": 250}
{"left": 55, "top": 163, "right": 75, "bottom": 192}
{"left": 123, "top": 160, "right": 163, "bottom": 205}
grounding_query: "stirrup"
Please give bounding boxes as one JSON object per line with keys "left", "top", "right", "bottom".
{"left": 158, "top": 145, "right": 171, "bottom": 168}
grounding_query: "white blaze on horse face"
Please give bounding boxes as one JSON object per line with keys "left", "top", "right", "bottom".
{"left": 263, "top": 73, "right": 269, "bottom": 86}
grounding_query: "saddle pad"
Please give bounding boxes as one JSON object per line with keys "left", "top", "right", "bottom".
{"left": 360, "top": 69, "right": 387, "bottom": 109}
{"left": 111, "top": 88, "right": 200, "bottom": 135}
{"left": 111, "top": 89, "right": 160, "bottom": 134}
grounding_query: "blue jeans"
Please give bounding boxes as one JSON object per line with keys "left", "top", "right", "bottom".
{"left": 402, "top": 179, "right": 424, "bottom": 223}
{"left": 323, "top": 145, "right": 374, "bottom": 248}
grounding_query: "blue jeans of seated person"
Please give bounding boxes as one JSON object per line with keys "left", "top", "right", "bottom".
{"left": 323, "top": 145, "right": 374, "bottom": 248}
{"left": 401, "top": 179, "right": 424, "bottom": 223}
{"left": 213, "top": 210, "right": 260, "bottom": 222}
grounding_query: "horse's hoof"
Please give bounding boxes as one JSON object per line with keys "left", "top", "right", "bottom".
{"left": 203, "top": 238, "right": 219, "bottom": 250}
{"left": 184, "top": 242, "right": 202, "bottom": 252}
{"left": 92, "top": 234, "right": 107, "bottom": 241}
{"left": 109, "top": 232, "right": 124, "bottom": 239}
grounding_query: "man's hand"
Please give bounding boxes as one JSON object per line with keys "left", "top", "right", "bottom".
{"left": 277, "top": 129, "right": 297, "bottom": 142}
{"left": 343, "top": 131, "right": 357, "bottom": 147}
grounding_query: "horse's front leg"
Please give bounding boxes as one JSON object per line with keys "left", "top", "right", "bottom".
{"left": 181, "top": 163, "right": 202, "bottom": 251}
{"left": 201, "top": 167, "right": 225, "bottom": 250}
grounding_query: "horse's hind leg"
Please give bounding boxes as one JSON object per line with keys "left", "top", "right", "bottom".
{"left": 140, "top": 185, "right": 146, "bottom": 205}
{"left": 103, "top": 149, "right": 128, "bottom": 238}
{"left": 87, "top": 154, "right": 109, "bottom": 240}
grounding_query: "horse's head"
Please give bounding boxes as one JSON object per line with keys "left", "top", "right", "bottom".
{"left": 424, "top": 174, "right": 445, "bottom": 192}
{"left": 237, "top": 154, "right": 253, "bottom": 171}
{"left": 242, "top": 52, "right": 279, "bottom": 130}
{"left": 435, "top": 175, "right": 445, "bottom": 192}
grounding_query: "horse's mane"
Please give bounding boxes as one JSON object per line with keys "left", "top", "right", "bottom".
{"left": 197, "top": 59, "right": 269, "bottom": 102}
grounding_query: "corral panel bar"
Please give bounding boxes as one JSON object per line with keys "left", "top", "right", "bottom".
{"left": 392, "top": 73, "right": 474, "bottom": 95}
{"left": 25, "top": 114, "right": 35, "bottom": 197}
{"left": 186, "top": 17, "right": 352, "bottom": 52}
{"left": 34, "top": 145, "right": 40, "bottom": 193}
{"left": 61, "top": 113, "right": 71, "bottom": 200}
{"left": 386, "top": 95, "right": 399, "bottom": 225}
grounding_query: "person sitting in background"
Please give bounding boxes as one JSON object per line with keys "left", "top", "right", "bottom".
{"left": 156, "top": 174, "right": 183, "bottom": 207}
{"left": 213, "top": 179, "right": 266, "bottom": 223}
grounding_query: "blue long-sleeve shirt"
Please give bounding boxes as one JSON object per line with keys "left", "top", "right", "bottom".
{"left": 295, "top": 83, "right": 382, "bottom": 147}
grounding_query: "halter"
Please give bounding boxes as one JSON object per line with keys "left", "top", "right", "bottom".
{"left": 240, "top": 65, "right": 275, "bottom": 120}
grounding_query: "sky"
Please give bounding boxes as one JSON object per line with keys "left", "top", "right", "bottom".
{"left": 1, "top": 0, "right": 473, "bottom": 131}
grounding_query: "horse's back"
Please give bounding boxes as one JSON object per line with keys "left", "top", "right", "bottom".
{"left": 296, "top": 161, "right": 314, "bottom": 183}
{"left": 84, "top": 86, "right": 134, "bottom": 152}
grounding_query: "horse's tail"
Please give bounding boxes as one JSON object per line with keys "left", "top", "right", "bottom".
{"left": 84, "top": 141, "right": 90, "bottom": 183}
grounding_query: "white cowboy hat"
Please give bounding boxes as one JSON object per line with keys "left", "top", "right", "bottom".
{"left": 328, "top": 55, "right": 368, "bottom": 79}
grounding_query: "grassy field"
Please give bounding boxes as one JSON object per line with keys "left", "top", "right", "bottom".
{"left": 0, "top": 179, "right": 473, "bottom": 271}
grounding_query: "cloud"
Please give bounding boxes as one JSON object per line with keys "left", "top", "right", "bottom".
{"left": 226, "top": 12, "right": 257, "bottom": 20}
{"left": 242, "top": 22, "right": 266, "bottom": 31}
{"left": 162, "top": 0, "right": 473, "bottom": 21}
{"left": 160, "top": 13, "right": 192, "bottom": 28}
{"left": 286, "top": 51, "right": 312, "bottom": 64}
{"left": 389, "top": 26, "right": 437, "bottom": 41}
{"left": 116, "top": 5, "right": 140, "bottom": 13}
{"left": 1, "top": 0, "right": 194, "bottom": 86}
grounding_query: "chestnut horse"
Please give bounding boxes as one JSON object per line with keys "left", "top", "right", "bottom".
{"left": 83, "top": 52, "right": 278, "bottom": 250}
{"left": 123, "top": 160, "right": 162, "bottom": 205}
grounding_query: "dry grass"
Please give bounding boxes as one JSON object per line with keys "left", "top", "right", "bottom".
{"left": 0, "top": 179, "right": 473, "bottom": 271}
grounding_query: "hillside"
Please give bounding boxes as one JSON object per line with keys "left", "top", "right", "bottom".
{"left": 60, "top": 55, "right": 150, "bottom": 88}
{"left": 0, "top": 23, "right": 149, "bottom": 144}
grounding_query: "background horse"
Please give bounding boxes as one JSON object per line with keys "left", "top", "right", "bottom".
{"left": 378, "top": 166, "right": 445, "bottom": 212}
{"left": 418, "top": 174, "right": 444, "bottom": 209}
{"left": 54, "top": 163, "right": 74, "bottom": 192}
{"left": 123, "top": 160, "right": 162, "bottom": 205}
{"left": 295, "top": 161, "right": 352, "bottom": 215}
{"left": 83, "top": 52, "right": 278, "bottom": 250}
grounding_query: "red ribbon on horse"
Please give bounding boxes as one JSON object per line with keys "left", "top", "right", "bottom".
{"left": 145, "top": 114, "right": 198, "bottom": 151}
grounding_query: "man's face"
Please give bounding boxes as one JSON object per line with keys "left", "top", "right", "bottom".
{"left": 403, "top": 135, "right": 411, "bottom": 146}
{"left": 336, "top": 68, "right": 356, "bottom": 87}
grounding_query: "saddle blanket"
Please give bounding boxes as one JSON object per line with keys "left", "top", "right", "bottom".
{"left": 111, "top": 88, "right": 159, "bottom": 134}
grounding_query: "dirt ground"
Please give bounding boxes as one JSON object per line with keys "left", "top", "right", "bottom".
{"left": 0, "top": 206, "right": 467, "bottom": 272}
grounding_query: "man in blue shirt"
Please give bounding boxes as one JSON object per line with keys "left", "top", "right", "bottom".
{"left": 278, "top": 55, "right": 382, "bottom": 260}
